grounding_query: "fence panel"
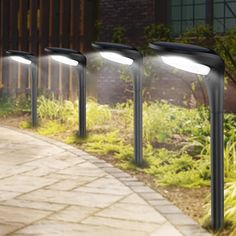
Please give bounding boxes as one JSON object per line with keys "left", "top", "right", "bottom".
{"left": 0, "top": 0, "right": 97, "bottom": 100}
{"left": 18, "top": 0, "right": 30, "bottom": 95}
{"left": 8, "top": 0, "right": 19, "bottom": 96}
{"left": 38, "top": 0, "right": 50, "bottom": 92}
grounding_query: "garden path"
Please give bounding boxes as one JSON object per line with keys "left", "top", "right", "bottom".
{"left": 0, "top": 126, "right": 210, "bottom": 236}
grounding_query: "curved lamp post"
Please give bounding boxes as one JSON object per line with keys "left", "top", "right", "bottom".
{"left": 149, "top": 42, "right": 224, "bottom": 230}
{"left": 6, "top": 50, "right": 38, "bottom": 127}
{"left": 92, "top": 42, "right": 143, "bottom": 166}
{"left": 45, "top": 47, "right": 87, "bottom": 137}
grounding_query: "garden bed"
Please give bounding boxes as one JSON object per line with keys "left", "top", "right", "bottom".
{"left": 0, "top": 96, "right": 235, "bottom": 235}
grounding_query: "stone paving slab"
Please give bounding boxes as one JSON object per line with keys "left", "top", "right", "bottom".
{"left": 10, "top": 220, "right": 148, "bottom": 236}
{"left": 0, "top": 126, "right": 211, "bottom": 236}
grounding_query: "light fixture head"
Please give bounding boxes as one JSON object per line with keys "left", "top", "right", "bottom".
{"left": 149, "top": 42, "right": 224, "bottom": 73}
{"left": 161, "top": 55, "right": 210, "bottom": 75}
{"left": 44, "top": 47, "right": 86, "bottom": 66}
{"left": 92, "top": 42, "right": 142, "bottom": 65}
{"left": 51, "top": 55, "right": 78, "bottom": 66}
{"left": 6, "top": 50, "right": 35, "bottom": 65}
{"left": 100, "top": 52, "right": 133, "bottom": 65}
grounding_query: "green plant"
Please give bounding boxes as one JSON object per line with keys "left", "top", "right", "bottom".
{"left": 224, "top": 141, "right": 236, "bottom": 180}
{"left": 202, "top": 181, "right": 236, "bottom": 235}
{"left": 37, "top": 96, "right": 112, "bottom": 130}
{"left": 0, "top": 96, "right": 14, "bottom": 117}
{"left": 37, "top": 96, "right": 77, "bottom": 124}
{"left": 143, "top": 102, "right": 174, "bottom": 143}
{"left": 179, "top": 24, "right": 214, "bottom": 46}
{"left": 0, "top": 94, "right": 32, "bottom": 117}
{"left": 143, "top": 101, "right": 210, "bottom": 144}
{"left": 95, "top": 20, "right": 103, "bottom": 41}
{"left": 142, "top": 24, "right": 171, "bottom": 53}
{"left": 15, "top": 94, "right": 31, "bottom": 112}
{"left": 112, "top": 26, "right": 126, "bottom": 44}
{"left": 81, "top": 131, "right": 124, "bottom": 155}
{"left": 86, "top": 99, "right": 112, "bottom": 129}
{"left": 37, "top": 120, "right": 66, "bottom": 136}
{"left": 19, "top": 120, "right": 32, "bottom": 129}
{"left": 144, "top": 146, "right": 210, "bottom": 188}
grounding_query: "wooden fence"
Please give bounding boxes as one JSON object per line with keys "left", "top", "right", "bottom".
{"left": 0, "top": 0, "right": 97, "bottom": 100}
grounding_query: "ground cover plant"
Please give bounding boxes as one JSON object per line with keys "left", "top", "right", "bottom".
{"left": 2, "top": 95, "right": 235, "bottom": 235}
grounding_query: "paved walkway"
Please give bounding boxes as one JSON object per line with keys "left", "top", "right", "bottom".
{"left": 0, "top": 126, "right": 210, "bottom": 236}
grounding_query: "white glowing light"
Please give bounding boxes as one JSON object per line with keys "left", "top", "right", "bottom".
{"left": 161, "top": 55, "right": 210, "bottom": 76}
{"left": 10, "top": 56, "right": 31, "bottom": 65}
{"left": 100, "top": 52, "right": 133, "bottom": 65}
{"left": 51, "top": 55, "right": 78, "bottom": 66}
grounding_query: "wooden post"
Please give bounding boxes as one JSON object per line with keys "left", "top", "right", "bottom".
{"left": 69, "top": 0, "right": 81, "bottom": 100}
{"left": 50, "top": 0, "right": 60, "bottom": 97}
{"left": 1, "top": 0, "right": 10, "bottom": 95}
{"left": 8, "top": 0, "right": 19, "bottom": 97}
{"left": 60, "top": 0, "right": 71, "bottom": 99}
{"left": 39, "top": 0, "right": 50, "bottom": 94}
{"left": 18, "top": 0, "right": 29, "bottom": 96}
{"left": 29, "top": 0, "right": 39, "bottom": 90}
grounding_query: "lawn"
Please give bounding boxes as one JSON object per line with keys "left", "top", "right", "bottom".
{"left": 0, "top": 95, "right": 236, "bottom": 235}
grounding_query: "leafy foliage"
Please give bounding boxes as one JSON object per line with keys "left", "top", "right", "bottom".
{"left": 0, "top": 94, "right": 31, "bottom": 117}
{"left": 37, "top": 96, "right": 78, "bottom": 125}
{"left": 37, "top": 96, "right": 111, "bottom": 130}
{"left": 142, "top": 24, "right": 171, "bottom": 53}
{"left": 37, "top": 120, "right": 67, "bottom": 136}
{"left": 86, "top": 99, "right": 112, "bottom": 129}
{"left": 202, "top": 181, "right": 236, "bottom": 235}
{"left": 0, "top": 96, "right": 15, "bottom": 117}
{"left": 112, "top": 26, "right": 126, "bottom": 44}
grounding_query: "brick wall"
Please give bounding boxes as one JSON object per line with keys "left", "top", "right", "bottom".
{"left": 98, "top": 0, "right": 155, "bottom": 46}
{"left": 87, "top": 60, "right": 236, "bottom": 112}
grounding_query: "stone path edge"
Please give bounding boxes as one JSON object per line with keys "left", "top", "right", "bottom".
{"left": 1, "top": 125, "right": 211, "bottom": 236}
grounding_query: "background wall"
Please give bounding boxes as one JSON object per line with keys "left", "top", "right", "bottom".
{"left": 97, "top": 0, "right": 156, "bottom": 45}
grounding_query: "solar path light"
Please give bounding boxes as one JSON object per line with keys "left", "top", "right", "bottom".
{"left": 6, "top": 50, "right": 38, "bottom": 127}
{"left": 45, "top": 47, "right": 87, "bottom": 137}
{"left": 149, "top": 41, "right": 225, "bottom": 230}
{"left": 92, "top": 42, "right": 143, "bottom": 166}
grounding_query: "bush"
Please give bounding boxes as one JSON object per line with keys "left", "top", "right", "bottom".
{"left": 37, "top": 96, "right": 111, "bottom": 130}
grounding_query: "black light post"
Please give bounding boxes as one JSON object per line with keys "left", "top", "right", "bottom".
{"left": 92, "top": 42, "right": 143, "bottom": 166}
{"left": 149, "top": 42, "right": 225, "bottom": 230}
{"left": 45, "top": 47, "right": 87, "bottom": 137}
{"left": 6, "top": 50, "right": 38, "bottom": 127}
